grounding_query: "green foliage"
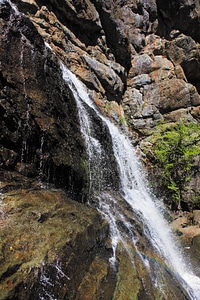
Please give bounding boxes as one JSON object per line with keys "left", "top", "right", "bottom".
{"left": 150, "top": 120, "right": 200, "bottom": 209}
{"left": 119, "top": 115, "right": 127, "bottom": 126}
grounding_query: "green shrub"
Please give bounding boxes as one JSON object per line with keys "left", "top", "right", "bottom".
{"left": 149, "top": 120, "right": 200, "bottom": 209}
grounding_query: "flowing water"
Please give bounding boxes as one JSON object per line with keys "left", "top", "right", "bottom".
{"left": 61, "top": 62, "right": 200, "bottom": 299}
{"left": 3, "top": 0, "right": 200, "bottom": 298}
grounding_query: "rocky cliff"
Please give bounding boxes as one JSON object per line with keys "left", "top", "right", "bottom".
{"left": 1, "top": 0, "right": 200, "bottom": 299}
{"left": 9, "top": 0, "right": 200, "bottom": 210}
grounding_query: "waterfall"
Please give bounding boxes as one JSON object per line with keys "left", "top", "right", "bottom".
{"left": 60, "top": 62, "right": 200, "bottom": 299}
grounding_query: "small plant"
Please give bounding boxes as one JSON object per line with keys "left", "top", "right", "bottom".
{"left": 119, "top": 115, "right": 127, "bottom": 126}
{"left": 148, "top": 120, "right": 200, "bottom": 210}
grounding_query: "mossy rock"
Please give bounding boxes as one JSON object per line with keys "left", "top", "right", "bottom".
{"left": 0, "top": 187, "right": 109, "bottom": 299}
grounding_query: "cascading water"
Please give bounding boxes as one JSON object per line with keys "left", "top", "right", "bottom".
{"left": 61, "top": 62, "right": 200, "bottom": 299}
{"left": 5, "top": 0, "right": 34, "bottom": 165}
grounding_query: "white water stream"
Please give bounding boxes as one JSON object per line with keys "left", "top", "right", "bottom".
{"left": 61, "top": 62, "right": 200, "bottom": 299}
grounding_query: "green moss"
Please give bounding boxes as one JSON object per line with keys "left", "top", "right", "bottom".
{"left": 119, "top": 115, "right": 127, "bottom": 126}
{"left": 80, "top": 157, "right": 90, "bottom": 178}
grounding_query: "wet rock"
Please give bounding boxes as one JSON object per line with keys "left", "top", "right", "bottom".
{"left": 0, "top": 1, "right": 89, "bottom": 202}
{"left": 0, "top": 187, "right": 109, "bottom": 300}
{"left": 0, "top": 147, "right": 18, "bottom": 169}
{"left": 189, "top": 235, "right": 200, "bottom": 276}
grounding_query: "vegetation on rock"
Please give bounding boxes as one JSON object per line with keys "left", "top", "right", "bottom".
{"left": 144, "top": 120, "right": 200, "bottom": 210}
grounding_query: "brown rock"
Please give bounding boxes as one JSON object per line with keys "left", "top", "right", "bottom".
{"left": 193, "top": 210, "right": 200, "bottom": 225}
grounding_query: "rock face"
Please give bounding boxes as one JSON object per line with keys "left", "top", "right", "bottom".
{"left": 0, "top": 0, "right": 90, "bottom": 202}
{"left": 0, "top": 186, "right": 110, "bottom": 299}
{"left": 1, "top": 0, "right": 200, "bottom": 299}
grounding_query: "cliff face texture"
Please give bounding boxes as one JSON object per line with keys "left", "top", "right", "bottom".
{"left": 1, "top": 0, "right": 200, "bottom": 299}
{"left": 2, "top": 0, "right": 200, "bottom": 208}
